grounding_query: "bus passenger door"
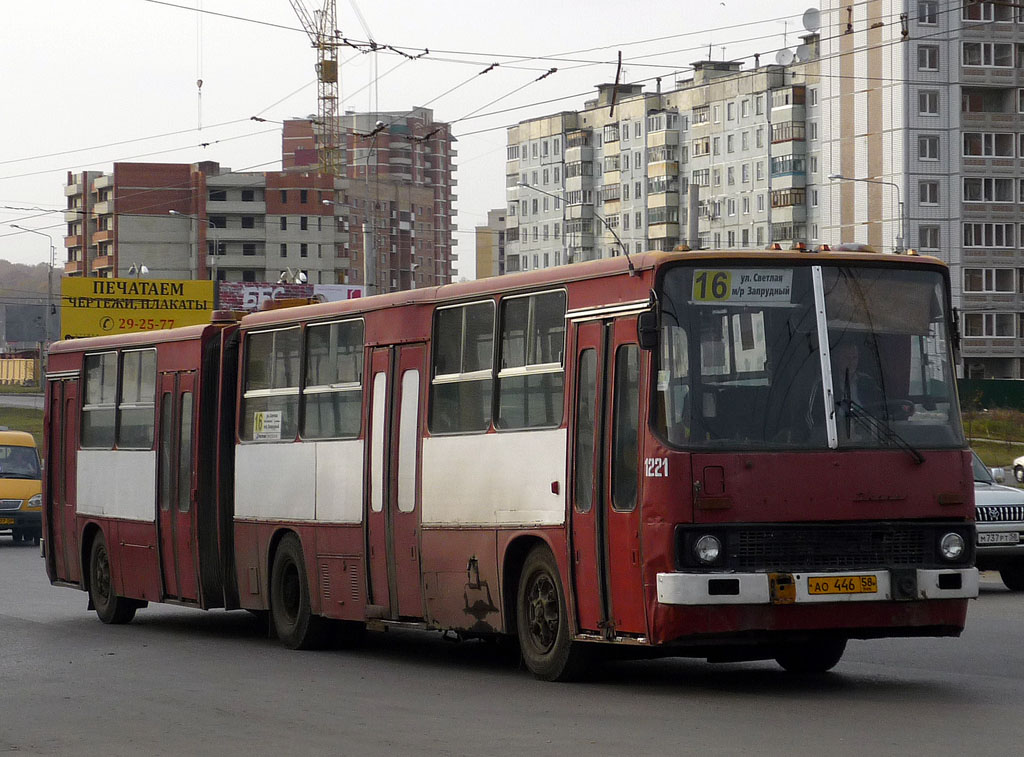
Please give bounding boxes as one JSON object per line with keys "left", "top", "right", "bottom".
{"left": 157, "top": 372, "right": 199, "bottom": 602}
{"left": 365, "top": 348, "right": 392, "bottom": 617}
{"left": 46, "top": 378, "right": 79, "bottom": 583}
{"left": 365, "top": 344, "right": 426, "bottom": 621}
{"left": 570, "top": 318, "right": 646, "bottom": 638}
{"left": 390, "top": 344, "right": 426, "bottom": 619}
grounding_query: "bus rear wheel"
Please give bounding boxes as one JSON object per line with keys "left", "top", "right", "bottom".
{"left": 516, "top": 546, "right": 588, "bottom": 681}
{"left": 88, "top": 533, "right": 137, "bottom": 624}
{"left": 269, "top": 534, "right": 328, "bottom": 649}
{"left": 775, "top": 638, "right": 846, "bottom": 674}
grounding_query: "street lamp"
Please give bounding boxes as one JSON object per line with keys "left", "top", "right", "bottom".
{"left": 169, "top": 209, "right": 218, "bottom": 280}
{"left": 827, "top": 173, "right": 905, "bottom": 253}
{"left": 517, "top": 182, "right": 637, "bottom": 275}
{"left": 10, "top": 224, "right": 56, "bottom": 342}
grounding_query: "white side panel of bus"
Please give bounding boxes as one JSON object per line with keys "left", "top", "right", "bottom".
{"left": 420, "top": 428, "right": 566, "bottom": 526}
{"left": 235, "top": 443, "right": 316, "bottom": 521}
{"left": 77, "top": 450, "right": 156, "bottom": 522}
{"left": 314, "top": 439, "right": 364, "bottom": 523}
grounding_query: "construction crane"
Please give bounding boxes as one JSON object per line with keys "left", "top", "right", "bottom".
{"left": 289, "top": 0, "right": 342, "bottom": 175}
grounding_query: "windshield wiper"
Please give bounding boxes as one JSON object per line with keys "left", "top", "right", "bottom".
{"left": 838, "top": 397, "right": 925, "bottom": 465}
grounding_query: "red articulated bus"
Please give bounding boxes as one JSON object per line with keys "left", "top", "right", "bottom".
{"left": 43, "top": 249, "right": 978, "bottom": 680}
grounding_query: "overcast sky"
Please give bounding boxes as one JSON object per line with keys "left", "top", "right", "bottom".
{"left": 0, "top": 0, "right": 816, "bottom": 278}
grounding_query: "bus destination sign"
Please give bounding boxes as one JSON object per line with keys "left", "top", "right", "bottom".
{"left": 691, "top": 268, "right": 794, "bottom": 306}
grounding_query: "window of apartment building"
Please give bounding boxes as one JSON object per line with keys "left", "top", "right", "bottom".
{"left": 532, "top": 199, "right": 539, "bottom": 214}
{"left": 726, "top": 135, "right": 735, "bottom": 153}
{"left": 808, "top": 88, "right": 818, "bottom": 107}
{"left": 755, "top": 127, "right": 764, "bottom": 148}
{"left": 533, "top": 226, "right": 539, "bottom": 241}
{"left": 963, "top": 1, "right": 1013, "bottom": 22}
{"left": 727, "top": 167, "right": 735, "bottom": 185}
{"left": 771, "top": 189, "right": 806, "bottom": 208}
{"left": 300, "top": 243, "right": 308, "bottom": 258}
{"left": 280, "top": 190, "right": 287, "bottom": 203}
{"left": 242, "top": 243, "right": 256, "bottom": 256}
{"left": 713, "top": 169, "right": 721, "bottom": 187}
{"left": 757, "top": 194, "right": 765, "bottom": 212}
{"left": 918, "top": 1, "right": 937, "bottom": 24}
{"left": 634, "top": 151, "right": 641, "bottom": 169}
{"left": 727, "top": 199, "right": 736, "bottom": 216}
{"left": 242, "top": 189, "right": 255, "bottom": 202}
{"left": 209, "top": 190, "right": 227, "bottom": 202}
{"left": 542, "top": 140, "right": 549, "bottom": 156}
{"left": 553, "top": 223, "right": 560, "bottom": 239}
{"left": 280, "top": 243, "right": 287, "bottom": 258}
{"left": 542, "top": 169, "right": 549, "bottom": 185}
{"left": 1019, "top": 90, "right": 1024, "bottom": 114}
{"left": 920, "top": 180, "right": 940, "bottom": 205}
{"left": 553, "top": 138, "right": 560, "bottom": 154}
{"left": 809, "top": 155, "right": 818, "bottom": 173}
{"left": 741, "top": 99, "right": 750, "bottom": 118}
{"left": 964, "top": 268, "right": 1015, "bottom": 293}
{"left": 964, "top": 313, "right": 1016, "bottom": 338}
{"left": 963, "top": 132, "right": 1014, "bottom": 156}
{"left": 712, "top": 137, "right": 721, "bottom": 156}
{"left": 623, "top": 183, "right": 630, "bottom": 201}
{"left": 243, "top": 270, "right": 257, "bottom": 282}
{"left": 742, "top": 229, "right": 750, "bottom": 246}
{"left": 810, "top": 189, "right": 819, "bottom": 207}
{"left": 531, "top": 171, "right": 538, "bottom": 185}
{"left": 742, "top": 196, "right": 750, "bottom": 214}
{"left": 756, "top": 161, "right": 765, "bottom": 181}
{"left": 634, "top": 181, "right": 642, "bottom": 199}
{"left": 635, "top": 211, "right": 642, "bottom": 229}
{"left": 540, "top": 197, "right": 547, "bottom": 212}
{"left": 964, "top": 222, "right": 1015, "bottom": 247}
{"left": 508, "top": 145, "right": 520, "bottom": 160}
{"left": 919, "top": 135, "right": 940, "bottom": 160}
{"left": 918, "top": 45, "right": 939, "bottom": 71}
{"left": 299, "top": 190, "right": 308, "bottom": 204}
{"left": 713, "top": 105, "right": 721, "bottom": 123}
{"left": 919, "top": 225, "right": 940, "bottom": 249}
{"left": 623, "top": 214, "right": 630, "bottom": 231}
{"left": 755, "top": 95, "right": 764, "bottom": 115}
{"left": 693, "top": 137, "right": 711, "bottom": 157}
{"left": 962, "top": 42, "right": 1013, "bottom": 67}
{"left": 756, "top": 226, "right": 765, "bottom": 245}
{"left": 964, "top": 177, "right": 1015, "bottom": 203}
{"left": 741, "top": 131, "right": 749, "bottom": 151}
{"left": 742, "top": 164, "right": 750, "bottom": 183}
{"left": 299, "top": 216, "right": 308, "bottom": 231}
{"left": 532, "top": 142, "right": 538, "bottom": 158}
{"left": 241, "top": 216, "right": 255, "bottom": 229}
{"left": 919, "top": 90, "right": 940, "bottom": 115}
{"left": 542, "top": 224, "right": 549, "bottom": 240}
{"left": 691, "top": 169, "right": 710, "bottom": 186}
{"left": 727, "top": 102, "right": 735, "bottom": 121}
{"left": 621, "top": 124, "right": 630, "bottom": 143}
{"left": 553, "top": 166, "right": 561, "bottom": 183}
{"left": 635, "top": 122, "right": 642, "bottom": 139}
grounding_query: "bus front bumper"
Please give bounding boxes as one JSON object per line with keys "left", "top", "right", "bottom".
{"left": 656, "top": 568, "right": 979, "bottom": 606}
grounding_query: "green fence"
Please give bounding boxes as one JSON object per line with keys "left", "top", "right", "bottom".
{"left": 959, "top": 379, "right": 1024, "bottom": 411}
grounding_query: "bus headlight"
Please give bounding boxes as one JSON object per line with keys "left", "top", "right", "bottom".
{"left": 939, "top": 532, "right": 965, "bottom": 561}
{"left": 26, "top": 494, "right": 42, "bottom": 509}
{"left": 694, "top": 535, "right": 722, "bottom": 565}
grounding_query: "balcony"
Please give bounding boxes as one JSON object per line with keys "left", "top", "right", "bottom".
{"left": 65, "top": 235, "right": 83, "bottom": 248}
{"left": 93, "top": 255, "right": 114, "bottom": 270}
{"left": 91, "top": 230, "right": 113, "bottom": 244}
{"left": 64, "top": 183, "right": 83, "bottom": 197}
{"left": 93, "top": 200, "right": 114, "bottom": 215}
{"left": 64, "top": 209, "right": 82, "bottom": 223}
{"left": 648, "top": 223, "right": 680, "bottom": 240}
{"left": 64, "top": 260, "right": 83, "bottom": 275}
{"left": 206, "top": 200, "right": 267, "bottom": 214}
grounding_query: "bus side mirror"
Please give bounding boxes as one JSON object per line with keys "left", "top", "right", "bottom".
{"left": 637, "top": 310, "right": 659, "bottom": 351}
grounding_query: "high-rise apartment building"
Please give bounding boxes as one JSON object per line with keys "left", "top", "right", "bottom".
{"left": 283, "top": 108, "right": 458, "bottom": 286}
{"left": 62, "top": 160, "right": 449, "bottom": 291}
{"left": 474, "top": 209, "right": 506, "bottom": 279}
{"left": 504, "top": 63, "right": 807, "bottom": 274}
{"left": 817, "top": 0, "right": 1024, "bottom": 379}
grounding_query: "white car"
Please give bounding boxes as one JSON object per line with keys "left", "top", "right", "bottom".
{"left": 974, "top": 452, "right": 1024, "bottom": 591}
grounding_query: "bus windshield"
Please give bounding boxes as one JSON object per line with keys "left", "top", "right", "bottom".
{"left": 653, "top": 263, "right": 964, "bottom": 451}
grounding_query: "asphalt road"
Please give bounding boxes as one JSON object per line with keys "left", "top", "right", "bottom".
{"left": 0, "top": 393, "right": 44, "bottom": 410}
{"left": 2, "top": 538, "right": 1022, "bottom": 756}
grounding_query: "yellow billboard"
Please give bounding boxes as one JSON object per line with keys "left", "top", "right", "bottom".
{"left": 61, "top": 278, "right": 215, "bottom": 339}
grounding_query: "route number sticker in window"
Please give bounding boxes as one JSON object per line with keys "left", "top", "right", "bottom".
{"left": 692, "top": 269, "right": 794, "bottom": 306}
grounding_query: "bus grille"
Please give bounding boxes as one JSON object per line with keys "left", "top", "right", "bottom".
{"left": 730, "top": 527, "right": 930, "bottom": 571}
{"left": 0, "top": 499, "right": 23, "bottom": 511}
{"left": 976, "top": 505, "right": 1024, "bottom": 523}
{"left": 674, "top": 523, "right": 971, "bottom": 572}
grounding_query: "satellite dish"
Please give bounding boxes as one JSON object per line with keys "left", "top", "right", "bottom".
{"left": 795, "top": 44, "right": 811, "bottom": 62}
{"left": 775, "top": 48, "right": 795, "bottom": 66}
{"left": 803, "top": 7, "right": 821, "bottom": 33}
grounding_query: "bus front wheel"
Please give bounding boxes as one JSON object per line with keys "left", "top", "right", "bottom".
{"left": 516, "top": 546, "right": 588, "bottom": 681}
{"left": 775, "top": 638, "right": 846, "bottom": 674}
{"left": 269, "top": 534, "right": 328, "bottom": 649}
{"left": 88, "top": 533, "right": 137, "bottom": 624}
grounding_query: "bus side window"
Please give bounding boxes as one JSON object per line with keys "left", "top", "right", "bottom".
{"left": 612, "top": 344, "right": 640, "bottom": 511}
{"left": 302, "top": 319, "right": 364, "bottom": 439}
{"left": 429, "top": 301, "right": 494, "bottom": 434}
{"left": 82, "top": 352, "right": 117, "bottom": 449}
{"left": 240, "top": 327, "right": 301, "bottom": 442}
{"left": 574, "top": 348, "right": 597, "bottom": 512}
{"left": 118, "top": 349, "right": 156, "bottom": 449}
{"left": 496, "top": 290, "right": 566, "bottom": 430}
